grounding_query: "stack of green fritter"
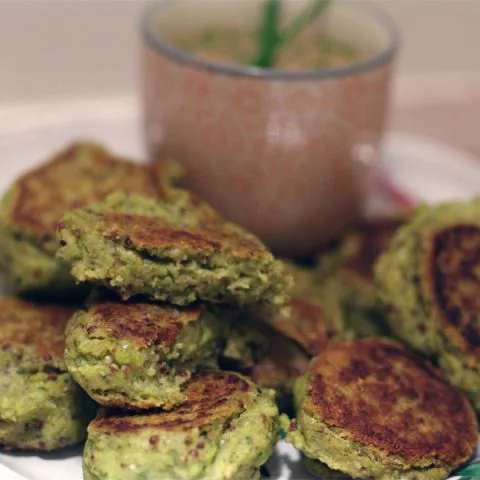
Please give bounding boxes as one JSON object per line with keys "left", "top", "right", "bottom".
{"left": 1, "top": 142, "right": 478, "bottom": 480}
{"left": 0, "top": 142, "right": 182, "bottom": 453}
{"left": 54, "top": 187, "right": 304, "bottom": 478}
{"left": 0, "top": 141, "right": 297, "bottom": 478}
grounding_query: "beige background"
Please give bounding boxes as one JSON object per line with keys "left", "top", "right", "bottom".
{"left": 0, "top": 0, "right": 479, "bottom": 153}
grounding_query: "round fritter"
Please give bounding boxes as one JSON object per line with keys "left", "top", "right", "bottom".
{"left": 57, "top": 192, "right": 292, "bottom": 306}
{"left": 0, "top": 297, "right": 97, "bottom": 451}
{"left": 65, "top": 299, "right": 223, "bottom": 410}
{"left": 375, "top": 202, "right": 480, "bottom": 410}
{"left": 285, "top": 338, "right": 477, "bottom": 480}
{"left": 0, "top": 142, "right": 178, "bottom": 293}
{"left": 83, "top": 371, "right": 279, "bottom": 480}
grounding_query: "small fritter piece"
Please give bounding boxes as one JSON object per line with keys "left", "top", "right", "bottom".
{"left": 0, "top": 142, "right": 179, "bottom": 294}
{"left": 263, "top": 262, "right": 345, "bottom": 355}
{"left": 375, "top": 202, "right": 480, "bottom": 410}
{"left": 285, "top": 338, "right": 477, "bottom": 480}
{"left": 0, "top": 298, "right": 97, "bottom": 451}
{"left": 317, "top": 217, "right": 404, "bottom": 338}
{"left": 220, "top": 314, "right": 271, "bottom": 371}
{"left": 257, "top": 298, "right": 342, "bottom": 357}
{"left": 251, "top": 335, "right": 309, "bottom": 408}
{"left": 83, "top": 371, "right": 279, "bottom": 480}
{"left": 228, "top": 297, "right": 335, "bottom": 409}
{"left": 219, "top": 297, "right": 314, "bottom": 407}
{"left": 57, "top": 192, "right": 292, "bottom": 306}
{"left": 65, "top": 299, "right": 223, "bottom": 410}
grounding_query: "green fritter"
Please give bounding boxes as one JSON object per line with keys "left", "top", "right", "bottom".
{"left": 259, "top": 262, "right": 346, "bottom": 356}
{"left": 320, "top": 278, "right": 387, "bottom": 339}
{"left": 218, "top": 262, "right": 342, "bottom": 382}
{"left": 222, "top": 263, "right": 343, "bottom": 404}
{"left": 225, "top": 282, "right": 340, "bottom": 408}
{"left": 83, "top": 371, "right": 279, "bottom": 480}
{"left": 220, "top": 314, "right": 271, "bottom": 371}
{"left": 0, "top": 142, "right": 180, "bottom": 294}
{"left": 316, "top": 217, "right": 405, "bottom": 339}
{"left": 57, "top": 192, "right": 292, "bottom": 306}
{"left": 375, "top": 201, "right": 480, "bottom": 410}
{"left": 0, "top": 297, "right": 97, "bottom": 451}
{"left": 284, "top": 338, "right": 477, "bottom": 480}
{"left": 250, "top": 334, "right": 309, "bottom": 411}
{"left": 65, "top": 298, "right": 224, "bottom": 410}
{"left": 246, "top": 296, "right": 342, "bottom": 411}
{"left": 255, "top": 297, "right": 343, "bottom": 356}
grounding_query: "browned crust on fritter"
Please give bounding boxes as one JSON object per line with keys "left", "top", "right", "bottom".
{"left": 90, "top": 371, "right": 253, "bottom": 433}
{"left": 261, "top": 298, "right": 337, "bottom": 356}
{"left": 85, "top": 302, "right": 202, "bottom": 348}
{"left": 423, "top": 224, "right": 480, "bottom": 359}
{"left": 305, "top": 338, "right": 477, "bottom": 465}
{"left": 3, "top": 142, "right": 165, "bottom": 242}
{"left": 102, "top": 213, "right": 265, "bottom": 259}
{"left": 0, "top": 298, "right": 75, "bottom": 359}
{"left": 340, "top": 217, "right": 405, "bottom": 283}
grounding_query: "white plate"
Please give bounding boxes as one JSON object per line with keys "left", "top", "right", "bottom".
{"left": 0, "top": 100, "right": 478, "bottom": 480}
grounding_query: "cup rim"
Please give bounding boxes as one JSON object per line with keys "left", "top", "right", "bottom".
{"left": 141, "top": 0, "right": 400, "bottom": 81}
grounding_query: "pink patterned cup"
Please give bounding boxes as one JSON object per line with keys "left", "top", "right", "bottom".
{"left": 141, "top": 0, "right": 398, "bottom": 256}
